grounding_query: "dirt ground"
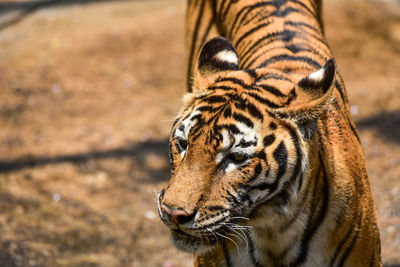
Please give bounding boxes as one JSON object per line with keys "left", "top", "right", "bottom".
{"left": 0, "top": 0, "right": 399, "bottom": 266}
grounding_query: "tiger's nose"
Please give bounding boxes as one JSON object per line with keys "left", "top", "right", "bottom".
{"left": 161, "top": 204, "right": 195, "bottom": 225}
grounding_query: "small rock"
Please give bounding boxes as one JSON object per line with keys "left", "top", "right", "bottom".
{"left": 390, "top": 158, "right": 397, "bottom": 166}
{"left": 145, "top": 210, "right": 156, "bottom": 220}
{"left": 140, "top": 134, "right": 149, "bottom": 142}
{"left": 52, "top": 83, "right": 61, "bottom": 94}
{"left": 386, "top": 225, "right": 397, "bottom": 234}
{"left": 163, "top": 262, "right": 174, "bottom": 267}
{"left": 391, "top": 187, "right": 399, "bottom": 196}
{"left": 350, "top": 105, "right": 358, "bottom": 115}
{"left": 53, "top": 193, "right": 61, "bottom": 202}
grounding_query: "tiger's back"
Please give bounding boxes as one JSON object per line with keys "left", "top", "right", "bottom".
{"left": 158, "top": 1, "right": 382, "bottom": 266}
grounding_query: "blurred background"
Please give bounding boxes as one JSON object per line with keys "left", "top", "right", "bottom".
{"left": 0, "top": 0, "right": 399, "bottom": 266}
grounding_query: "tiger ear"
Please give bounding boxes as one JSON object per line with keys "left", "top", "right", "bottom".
{"left": 276, "top": 59, "right": 336, "bottom": 140}
{"left": 192, "top": 37, "right": 239, "bottom": 91}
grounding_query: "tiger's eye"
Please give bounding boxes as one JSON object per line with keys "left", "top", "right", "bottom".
{"left": 178, "top": 139, "right": 188, "bottom": 150}
{"left": 233, "top": 153, "right": 245, "bottom": 161}
{"left": 226, "top": 153, "right": 247, "bottom": 164}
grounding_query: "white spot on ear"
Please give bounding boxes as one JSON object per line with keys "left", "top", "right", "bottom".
{"left": 215, "top": 50, "right": 238, "bottom": 65}
{"left": 308, "top": 67, "right": 325, "bottom": 81}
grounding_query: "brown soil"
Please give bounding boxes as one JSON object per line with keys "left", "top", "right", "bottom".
{"left": 0, "top": 0, "right": 399, "bottom": 266}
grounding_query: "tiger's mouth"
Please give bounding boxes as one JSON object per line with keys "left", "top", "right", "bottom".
{"left": 170, "top": 228, "right": 219, "bottom": 254}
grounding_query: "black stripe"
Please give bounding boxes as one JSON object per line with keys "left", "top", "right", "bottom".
{"left": 187, "top": 0, "right": 206, "bottom": 92}
{"left": 280, "top": 172, "right": 311, "bottom": 231}
{"left": 246, "top": 92, "right": 281, "bottom": 108}
{"left": 222, "top": 241, "right": 232, "bottom": 267}
{"left": 233, "top": 113, "right": 254, "bottom": 128}
{"left": 285, "top": 43, "right": 310, "bottom": 53}
{"left": 197, "top": 105, "right": 222, "bottom": 113}
{"left": 287, "top": 124, "right": 302, "bottom": 184}
{"left": 255, "top": 150, "right": 266, "bottom": 161}
{"left": 228, "top": 2, "right": 275, "bottom": 39}
{"left": 248, "top": 236, "right": 263, "bottom": 267}
{"left": 336, "top": 210, "right": 363, "bottom": 266}
{"left": 208, "top": 85, "right": 236, "bottom": 91}
{"left": 168, "top": 140, "right": 175, "bottom": 170}
{"left": 222, "top": 240, "right": 233, "bottom": 267}
{"left": 260, "top": 74, "right": 291, "bottom": 82}
{"left": 216, "top": 77, "right": 252, "bottom": 89}
{"left": 284, "top": 88, "right": 297, "bottom": 106}
{"left": 238, "top": 139, "right": 257, "bottom": 148}
{"left": 207, "top": 205, "right": 225, "bottom": 211}
{"left": 223, "top": 105, "right": 232, "bottom": 118}
{"left": 221, "top": 0, "right": 233, "bottom": 22}
{"left": 216, "top": 0, "right": 225, "bottom": 15}
{"left": 347, "top": 116, "right": 361, "bottom": 143}
{"left": 204, "top": 95, "right": 227, "bottom": 104}
{"left": 191, "top": 128, "right": 204, "bottom": 142}
{"left": 172, "top": 118, "right": 180, "bottom": 128}
{"left": 368, "top": 252, "right": 376, "bottom": 267}
{"left": 263, "top": 134, "right": 276, "bottom": 147}
{"left": 329, "top": 222, "right": 355, "bottom": 266}
{"left": 248, "top": 162, "right": 262, "bottom": 183}
{"left": 285, "top": 20, "right": 319, "bottom": 32}
{"left": 255, "top": 84, "right": 286, "bottom": 97}
{"left": 234, "top": 22, "right": 271, "bottom": 47}
{"left": 190, "top": 114, "right": 202, "bottom": 121}
{"left": 245, "top": 100, "right": 264, "bottom": 121}
{"left": 297, "top": 172, "right": 304, "bottom": 193}
{"left": 258, "top": 54, "right": 322, "bottom": 69}
{"left": 289, "top": 153, "right": 329, "bottom": 266}
{"left": 289, "top": 0, "right": 316, "bottom": 17}
{"left": 200, "top": 3, "right": 216, "bottom": 46}
{"left": 244, "top": 68, "right": 257, "bottom": 78}
{"left": 271, "top": 6, "right": 307, "bottom": 18}
{"left": 332, "top": 100, "right": 360, "bottom": 144}
{"left": 226, "top": 189, "right": 241, "bottom": 205}
{"left": 273, "top": 141, "right": 288, "bottom": 179}
{"left": 334, "top": 80, "right": 346, "bottom": 103}
{"left": 254, "top": 6, "right": 308, "bottom": 24}
{"left": 240, "top": 30, "right": 297, "bottom": 66}
{"left": 218, "top": 123, "right": 241, "bottom": 134}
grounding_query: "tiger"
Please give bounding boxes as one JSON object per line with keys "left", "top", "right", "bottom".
{"left": 157, "top": 0, "right": 382, "bottom": 266}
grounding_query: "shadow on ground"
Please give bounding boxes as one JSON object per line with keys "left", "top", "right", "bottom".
{"left": 2, "top": 109, "right": 400, "bottom": 174}
{"left": 0, "top": 0, "right": 161, "bottom": 31}
{"left": 0, "top": 139, "right": 169, "bottom": 174}
{"left": 355, "top": 110, "right": 400, "bottom": 144}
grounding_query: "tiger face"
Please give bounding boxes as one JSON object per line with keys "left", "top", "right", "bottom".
{"left": 157, "top": 37, "right": 335, "bottom": 254}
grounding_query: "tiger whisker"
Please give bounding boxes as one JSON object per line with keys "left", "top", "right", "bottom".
{"left": 231, "top": 216, "right": 250, "bottom": 221}
{"left": 206, "top": 227, "right": 219, "bottom": 242}
{"left": 216, "top": 231, "right": 240, "bottom": 254}
{"left": 229, "top": 228, "right": 249, "bottom": 253}
{"left": 223, "top": 222, "right": 253, "bottom": 229}
{"left": 227, "top": 231, "right": 244, "bottom": 254}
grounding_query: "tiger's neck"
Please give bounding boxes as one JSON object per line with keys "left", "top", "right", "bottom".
{"left": 215, "top": 0, "right": 329, "bottom": 73}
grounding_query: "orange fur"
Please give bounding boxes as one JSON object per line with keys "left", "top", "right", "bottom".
{"left": 158, "top": 1, "right": 381, "bottom": 266}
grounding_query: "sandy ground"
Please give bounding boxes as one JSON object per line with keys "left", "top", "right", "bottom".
{"left": 0, "top": 0, "right": 399, "bottom": 266}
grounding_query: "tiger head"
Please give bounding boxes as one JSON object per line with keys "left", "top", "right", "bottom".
{"left": 157, "top": 37, "right": 336, "bottom": 254}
